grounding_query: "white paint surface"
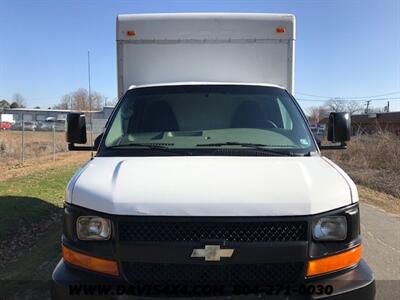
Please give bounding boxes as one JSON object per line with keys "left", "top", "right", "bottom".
{"left": 117, "top": 13, "right": 295, "bottom": 97}
{"left": 67, "top": 156, "right": 356, "bottom": 216}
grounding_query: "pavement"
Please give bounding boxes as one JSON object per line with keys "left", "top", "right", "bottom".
{"left": 360, "top": 202, "right": 400, "bottom": 299}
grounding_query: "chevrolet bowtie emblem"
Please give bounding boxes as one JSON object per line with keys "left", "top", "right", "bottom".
{"left": 191, "top": 245, "right": 234, "bottom": 261}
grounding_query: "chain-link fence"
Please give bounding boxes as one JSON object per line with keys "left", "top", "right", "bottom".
{"left": 0, "top": 121, "right": 103, "bottom": 166}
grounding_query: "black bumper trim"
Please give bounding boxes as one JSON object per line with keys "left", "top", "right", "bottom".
{"left": 52, "top": 259, "right": 375, "bottom": 299}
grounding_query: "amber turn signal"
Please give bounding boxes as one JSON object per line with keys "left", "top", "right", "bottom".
{"left": 306, "top": 244, "right": 362, "bottom": 277}
{"left": 62, "top": 245, "right": 119, "bottom": 276}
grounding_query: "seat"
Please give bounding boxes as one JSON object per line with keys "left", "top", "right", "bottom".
{"left": 140, "top": 101, "right": 179, "bottom": 132}
{"left": 231, "top": 101, "right": 266, "bottom": 129}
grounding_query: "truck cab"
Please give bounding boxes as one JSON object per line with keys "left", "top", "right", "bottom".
{"left": 52, "top": 13, "right": 375, "bottom": 299}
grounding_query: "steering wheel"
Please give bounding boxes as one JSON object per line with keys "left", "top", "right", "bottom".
{"left": 264, "top": 120, "right": 278, "bottom": 128}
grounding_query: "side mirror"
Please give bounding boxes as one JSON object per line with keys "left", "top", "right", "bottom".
{"left": 327, "top": 112, "right": 351, "bottom": 143}
{"left": 320, "top": 112, "right": 351, "bottom": 150}
{"left": 66, "top": 113, "right": 87, "bottom": 144}
{"left": 66, "top": 113, "right": 93, "bottom": 151}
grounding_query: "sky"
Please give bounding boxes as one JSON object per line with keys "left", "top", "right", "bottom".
{"left": 0, "top": 0, "right": 399, "bottom": 112}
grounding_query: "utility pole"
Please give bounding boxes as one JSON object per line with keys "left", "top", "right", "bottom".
{"left": 385, "top": 101, "right": 390, "bottom": 113}
{"left": 365, "top": 100, "right": 371, "bottom": 114}
{"left": 88, "top": 51, "right": 94, "bottom": 159}
{"left": 21, "top": 114, "right": 25, "bottom": 163}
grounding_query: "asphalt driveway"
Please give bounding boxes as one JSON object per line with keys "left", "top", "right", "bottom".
{"left": 360, "top": 203, "right": 400, "bottom": 299}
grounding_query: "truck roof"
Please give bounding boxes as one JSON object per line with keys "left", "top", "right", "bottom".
{"left": 127, "top": 81, "right": 286, "bottom": 91}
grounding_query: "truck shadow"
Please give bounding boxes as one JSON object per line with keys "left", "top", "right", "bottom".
{"left": 0, "top": 196, "right": 63, "bottom": 298}
{"left": 0, "top": 195, "right": 62, "bottom": 262}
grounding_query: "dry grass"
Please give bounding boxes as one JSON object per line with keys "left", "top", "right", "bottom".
{"left": 324, "top": 132, "right": 400, "bottom": 198}
{"left": 358, "top": 185, "right": 400, "bottom": 215}
{"left": 0, "top": 130, "right": 68, "bottom": 165}
{"left": 0, "top": 151, "right": 91, "bottom": 182}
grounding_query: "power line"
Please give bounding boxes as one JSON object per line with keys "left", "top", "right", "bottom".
{"left": 296, "top": 97, "right": 400, "bottom": 102}
{"left": 295, "top": 91, "right": 400, "bottom": 100}
{"left": 345, "top": 91, "right": 400, "bottom": 99}
{"left": 294, "top": 92, "right": 331, "bottom": 99}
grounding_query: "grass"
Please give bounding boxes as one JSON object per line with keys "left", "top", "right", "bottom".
{"left": 0, "top": 163, "right": 82, "bottom": 299}
{"left": 0, "top": 225, "right": 62, "bottom": 299}
{"left": 358, "top": 185, "right": 400, "bottom": 215}
{"left": 324, "top": 132, "right": 400, "bottom": 198}
{"left": 0, "top": 165, "right": 78, "bottom": 239}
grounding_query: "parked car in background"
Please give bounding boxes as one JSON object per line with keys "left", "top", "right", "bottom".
{"left": 11, "top": 121, "right": 37, "bottom": 131}
{"left": 310, "top": 124, "right": 326, "bottom": 141}
{"left": 37, "top": 120, "right": 66, "bottom": 132}
{"left": 23, "top": 121, "right": 37, "bottom": 131}
{"left": 0, "top": 121, "right": 12, "bottom": 130}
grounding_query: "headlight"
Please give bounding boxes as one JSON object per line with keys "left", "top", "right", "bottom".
{"left": 76, "top": 216, "right": 111, "bottom": 240}
{"left": 312, "top": 216, "right": 347, "bottom": 241}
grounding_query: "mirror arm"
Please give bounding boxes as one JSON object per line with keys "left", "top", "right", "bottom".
{"left": 68, "top": 143, "right": 94, "bottom": 151}
{"left": 319, "top": 142, "right": 348, "bottom": 150}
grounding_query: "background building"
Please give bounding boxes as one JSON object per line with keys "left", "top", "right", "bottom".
{"left": 351, "top": 112, "right": 400, "bottom": 135}
{"left": 320, "top": 112, "right": 400, "bottom": 136}
{"left": 1, "top": 106, "right": 115, "bottom": 133}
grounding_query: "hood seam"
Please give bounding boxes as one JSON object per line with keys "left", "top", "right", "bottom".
{"left": 321, "top": 157, "right": 353, "bottom": 203}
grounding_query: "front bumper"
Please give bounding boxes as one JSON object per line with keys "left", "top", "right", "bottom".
{"left": 52, "top": 259, "right": 375, "bottom": 300}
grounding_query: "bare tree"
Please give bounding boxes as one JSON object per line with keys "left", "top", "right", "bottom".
{"left": 11, "top": 93, "right": 26, "bottom": 108}
{"left": 90, "top": 92, "right": 105, "bottom": 110}
{"left": 345, "top": 100, "right": 364, "bottom": 115}
{"left": 73, "top": 88, "right": 89, "bottom": 111}
{"left": 324, "top": 98, "right": 363, "bottom": 115}
{"left": 325, "top": 98, "right": 346, "bottom": 112}
{"left": 307, "top": 106, "right": 329, "bottom": 125}
{"left": 54, "top": 89, "right": 105, "bottom": 111}
{"left": 109, "top": 97, "right": 119, "bottom": 106}
{"left": 54, "top": 93, "right": 73, "bottom": 109}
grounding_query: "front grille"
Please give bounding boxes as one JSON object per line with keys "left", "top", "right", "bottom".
{"left": 122, "top": 262, "right": 304, "bottom": 286}
{"left": 118, "top": 220, "right": 308, "bottom": 242}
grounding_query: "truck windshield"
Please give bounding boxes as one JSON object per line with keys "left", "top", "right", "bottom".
{"left": 103, "top": 85, "right": 316, "bottom": 155}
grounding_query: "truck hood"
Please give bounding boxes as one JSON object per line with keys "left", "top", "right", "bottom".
{"left": 67, "top": 156, "right": 358, "bottom": 216}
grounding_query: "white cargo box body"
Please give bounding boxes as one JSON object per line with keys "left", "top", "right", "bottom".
{"left": 116, "top": 13, "right": 295, "bottom": 98}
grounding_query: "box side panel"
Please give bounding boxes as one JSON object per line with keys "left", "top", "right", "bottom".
{"left": 116, "top": 13, "right": 295, "bottom": 94}
{"left": 121, "top": 41, "right": 290, "bottom": 92}
{"left": 117, "top": 13, "right": 295, "bottom": 41}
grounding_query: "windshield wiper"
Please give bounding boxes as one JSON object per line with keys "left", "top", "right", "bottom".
{"left": 109, "top": 143, "right": 191, "bottom": 155}
{"left": 196, "top": 142, "right": 306, "bottom": 156}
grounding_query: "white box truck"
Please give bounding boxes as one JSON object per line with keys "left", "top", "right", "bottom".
{"left": 53, "top": 13, "right": 375, "bottom": 299}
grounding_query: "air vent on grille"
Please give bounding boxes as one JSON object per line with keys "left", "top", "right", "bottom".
{"left": 122, "top": 262, "right": 304, "bottom": 287}
{"left": 118, "top": 220, "right": 307, "bottom": 242}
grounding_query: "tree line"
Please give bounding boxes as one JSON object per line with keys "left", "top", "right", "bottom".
{"left": 307, "top": 98, "right": 385, "bottom": 125}
{"left": 1, "top": 89, "right": 117, "bottom": 112}
{"left": 1, "top": 91, "right": 386, "bottom": 124}
{"left": 54, "top": 88, "right": 111, "bottom": 111}
{"left": 0, "top": 93, "right": 27, "bottom": 109}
